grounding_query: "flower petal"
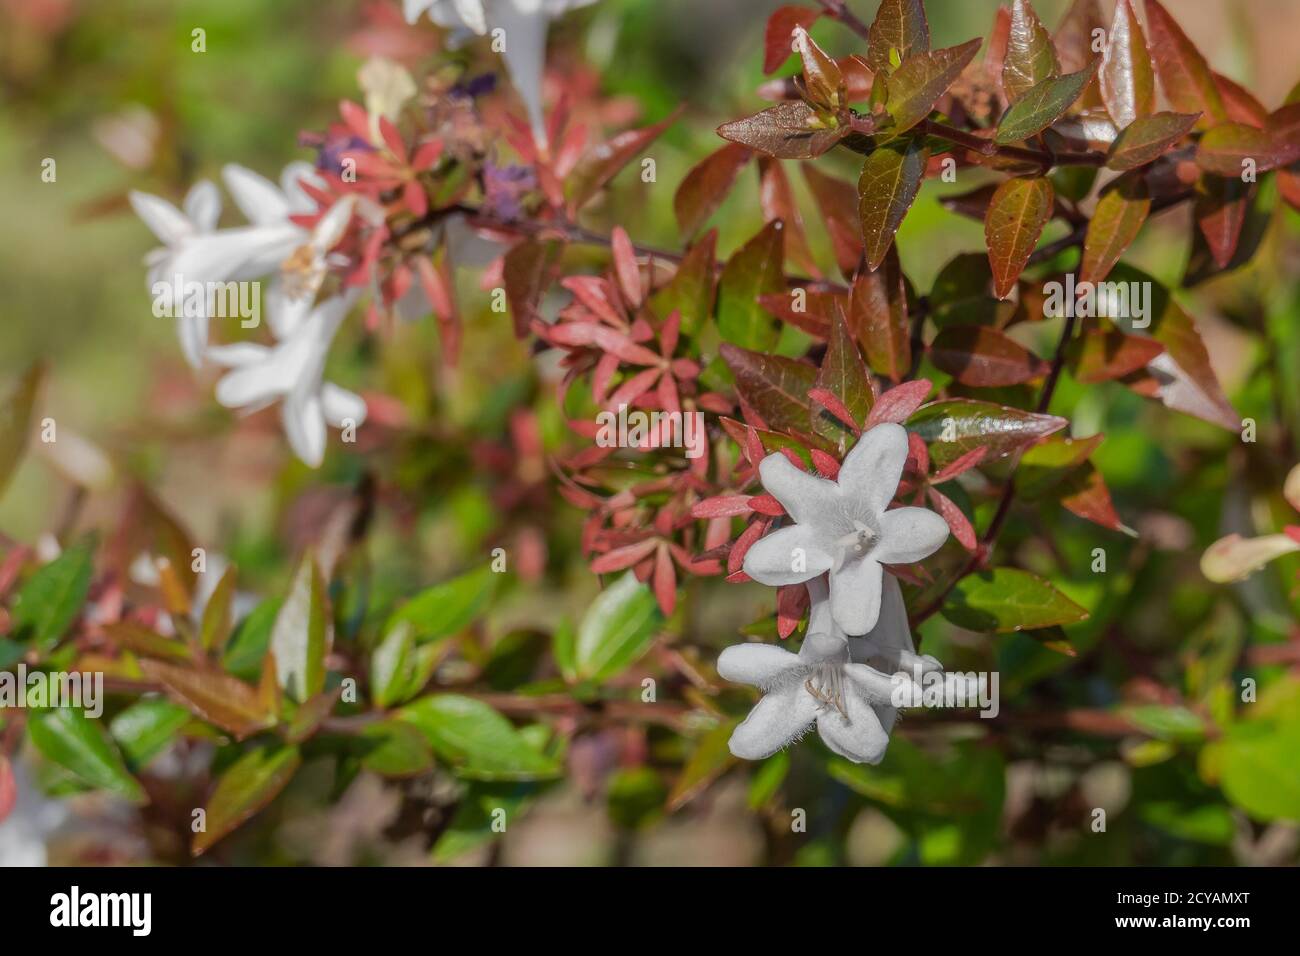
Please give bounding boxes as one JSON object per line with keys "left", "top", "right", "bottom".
{"left": 282, "top": 390, "right": 327, "bottom": 468}
{"left": 758, "top": 453, "right": 844, "bottom": 531}
{"left": 207, "top": 342, "right": 271, "bottom": 367}
{"left": 816, "top": 684, "right": 891, "bottom": 765}
{"left": 128, "top": 191, "right": 191, "bottom": 245}
{"left": 830, "top": 556, "right": 882, "bottom": 635}
{"left": 874, "top": 507, "right": 950, "bottom": 564}
{"left": 851, "top": 572, "right": 912, "bottom": 654}
{"left": 183, "top": 180, "right": 221, "bottom": 233}
{"left": 279, "top": 162, "right": 323, "bottom": 215}
{"left": 215, "top": 356, "right": 284, "bottom": 408}
{"left": 321, "top": 383, "right": 368, "bottom": 428}
{"left": 838, "top": 422, "right": 908, "bottom": 519}
{"left": 742, "top": 524, "right": 834, "bottom": 586}
{"left": 716, "top": 643, "right": 801, "bottom": 689}
{"left": 493, "top": 0, "right": 549, "bottom": 139}
{"left": 267, "top": 280, "right": 313, "bottom": 339}
{"left": 843, "top": 662, "right": 907, "bottom": 705}
{"left": 222, "top": 164, "right": 290, "bottom": 226}
{"left": 728, "top": 685, "right": 818, "bottom": 760}
{"left": 176, "top": 310, "right": 210, "bottom": 370}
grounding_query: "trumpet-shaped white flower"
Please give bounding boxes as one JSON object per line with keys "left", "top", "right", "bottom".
{"left": 207, "top": 293, "right": 366, "bottom": 468}
{"left": 742, "top": 423, "right": 949, "bottom": 636}
{"left": 404, "top": 0, "right": 598, "bottom": 143}
{"left": 129, "top": 180, "right": 221, "bottom": 367}
{"left": 719, "top": 575, "right": 941, "bottom": 764}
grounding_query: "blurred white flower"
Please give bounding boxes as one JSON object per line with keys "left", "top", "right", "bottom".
{"left": 0, "top": 759, "right": 69, "bottom": 867}
{"left": 129, "top": 180, "right": 221, "bottom": 367}
{"left": 742, "top": 423, "right": 949, "bottom": 635}
{"left": 208, "top": 293, "right": 366, "bottom": 468}
{"left": 404, "top": 0, "right": 598, "bottom": 143}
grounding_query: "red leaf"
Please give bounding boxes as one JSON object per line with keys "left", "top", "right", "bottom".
{"left": 810, "top": 448, "right": 841, "bottom": 479}
{"left": 928, "top": 486, "right": 976, "bottom": 550}
{"left": 776, "top": 582, "right": 810, "bottom": 638}
{"left": 1081, "top": 173, "right": 1151, "bottom": 284}
{"left": 765, "top": 6, "right": 821, "bottom": 74}
{"left": 850, "top": 245, "right": 911, "bottom": 381}
{"left": 653, "top": 544, "right": 677, "bottom": 617}
{"left": 1143, "top": 0, "right": 1227, "bottom": 125}
{"left": 759, "top": 157, "right": 819, "bottom": 277}
{"left": 1099, "top": 0, "right": 1154, "bottom": 129}
{"left": 720, "top": 343, "right": 819, "bottom": 440}
{"left": 691, "top": 495, "right": 754, "bottom": 519}
{"left": 886, "top": 39, "right": 984, "bottom": 134}
{"left": 1067, "top": 329, "right": 1165, "bottom": 383}
{"left": 1194, "top": 176, "right": 1252, "bottom": 270}
{"left": 504, "top": 240, "right": 562, "bottom": 337}
{"left": 859, "top": 137, "right": 930, "bottom": 271}
{"left": 569, "top": 109, "right": 681, "bottom": 211}
{"left": 808, "top": 387, "right": 860, "bottom": 433}
{"left": 611, "top": 226, "right": 643, "bottom": 308}
{"left": 930, "top": 325, "right": 1049, "bottom": 387}
{"left": 674, "top": 143, "right": 753, "bottom": 238}
{"left": 717, "top": 101, "right": 848, "bottom": 160}
{"left": 1059, "top": 464, "right": 1126, "bottom": 531}
{"left": 866, "top": 378, "right": 933, "bottom": 427}
{"left": 1003, "top": 0, "right": 1058, "bottom": 103}
{"left": 802, "top": 164, "right": 864, "bottom": 276}
{"left": 748, "top": 494, "right": 786, "bottom": 517}
{"left": 984, "top": 175, "right": 1054, "bottom": 299}
{"left": 591, "top": 538, "right": 659, "bottom": 574}
{"left": 932, "top": 446, "right": 988, "bottom": 483}
{"left": 0, "top": 755, "right": 15, "bottom": 824}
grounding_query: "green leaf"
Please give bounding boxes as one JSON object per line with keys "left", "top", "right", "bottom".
{"left": 1003, "top": 0, "right": 1058, "bottom": 102}
{"left": 369, "top": 621, "right": 440, "bottom": 708}
{"left": 1105, "top": 111, "right": 1200, "bottom": 171}
{"left": 0, "top": 362, "right": 43, "bottom": 499}
{"left": 908, "top": 399, "right": 1066, "bottom": 467}
{"left": 10, "top": 538, "right": 94, "bottom": 653}
{"left": 720, "top": 342, "right": 819, "bottom": 439}
{"left": 357, "top": 720, "right": 434, "bottom": 778}
{"left": 1080, "top": 173, "right": 1151, "bottom": 284}
{"left": 387, "top": 565, "right": 498, "bottom": 644}
{"left": 649, "top": 230, "right": 717, "bottom": 336}
{"left": 574, "top": 571, "right": 662, "bottom": 682}
{"left": 1218, "top": 719, "right": 1300, "bottom": 822}
{"left": 193, "top": 744, "right": 301, "bottom": 855}
{"left": 667, "top": 719, "right": 739, "bottom": 811}
{"left": 269, "top": 553, "right": 332, "bottom": 704}
{"left": 866, "top": 0, "right": 930, "bottom": 74}
{"left": 941, "top": 568, "right": 1089, "bottom": 632}
{"left": 1099, "top": 0, "right": 1154, "bottom": 129}
{"left": 399, "top": 695, "right": 561, "bottom": 781}
{"left": 885, "top": 39, "right": 982, "bottom": 136}
{"left": 110, "top": 698, "right": 192, "bottom": 770}
{"left": 995, "top": 63, "right": 1098, "bottom": 144}
{"left": 28, "top": 707, "right": 146, "bottom": 803}
{"left": 717, "top": 221, "right": 785, "bottom": 350}
{"left": 983, "top": 176, "right": 1054, "bottom": 298}
{"left": 858, "top": 137, "right": 930, "bottom": 271}
{"left": 222, "top": 597, "right": 280, "bottom": 681}
{"left": 432, "top": 782, "right": 535, "bottom": 862}
{"left": 607, "top": 766, "right": 668, "bottom": 829}
{"left": 1143, "top": 0, "right": 1227, "bottom": 125}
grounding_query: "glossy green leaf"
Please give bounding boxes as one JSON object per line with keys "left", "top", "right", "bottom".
{"left": 10, "top": 538, "right": 94, "bottom": 653}
{"left": 995, "top": 63, "right": 1097, "bottom": 144}
{"left": 269, "top": 553, "right": 331, "bottom": 704}
{"left": 717, "top": 221, "right": 785, "bottom": 350}
{"left": 941, "top": 568, "right": 1089, "bottom": 632}
{"left": 386, "top": 565, "right": 497, "bottom": 643}
{"left": 110, "top": 698, "right": 192, "bottom": 769}
{"left": 575, "top": 571, "right": 662, "bottom": 682}
{"left": 907, "top": 399, "right": 1067, "bottom": 467}
{"left": 884, "top": 39, "right": 983, "bottom": 135}
{"left": 358, "top": 720, "right": 435, "bottom": 778}
{"left": 399, "top": 694, "right": 560, "bottom": 781}
{"left": 28, "top": 707, "right": 146, "bottom": 803}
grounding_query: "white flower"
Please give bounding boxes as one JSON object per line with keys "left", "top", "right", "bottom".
{"left": 207, "top": 293, "right": 366, "bottom": 468}
{"left": 404, "top": 0, "right": 598, "bottom": 143}
{"left": 718, "top": 575, "right": 941, "bottom": 764}
{"left": 129, "top": 180, "right": 221, "bottom": 367}
{"left": 742, "top": 422, "right": 949, "bottom": 636}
